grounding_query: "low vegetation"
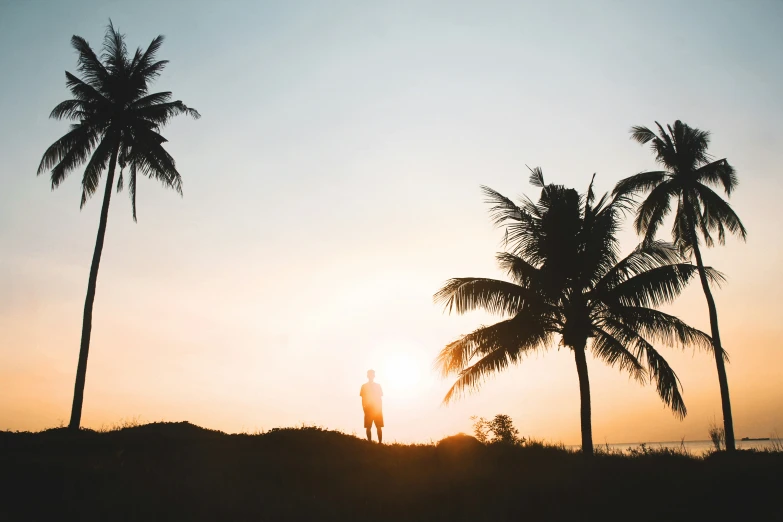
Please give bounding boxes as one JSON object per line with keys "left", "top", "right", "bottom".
{"left": 1, "top": 422, "right": 780, "bottom": 521}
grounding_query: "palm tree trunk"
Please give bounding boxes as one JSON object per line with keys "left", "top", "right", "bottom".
{"left": 573, "top": 342, "right": 593, "bottom": 456}
{"left": 692, "top": 242, "right": 735, "bottom": 451}
{"left": 68, "top": 144, "right": 119, "bottom": 430}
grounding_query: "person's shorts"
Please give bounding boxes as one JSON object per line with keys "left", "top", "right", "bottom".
{"left": 364, "top": 408, "right": 384, "bottom": 428}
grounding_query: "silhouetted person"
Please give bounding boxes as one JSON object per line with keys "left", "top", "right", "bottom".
{"left": 360, "top": 369, "right": 383, "bottom": 443}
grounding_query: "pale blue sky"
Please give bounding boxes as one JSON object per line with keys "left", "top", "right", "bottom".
{"left": 1, "top": 1, "right": 782, "bottom": 442}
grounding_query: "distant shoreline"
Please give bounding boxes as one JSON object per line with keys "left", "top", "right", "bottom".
{"left": 577, "top": 438, "right": 774, "bottom": 446}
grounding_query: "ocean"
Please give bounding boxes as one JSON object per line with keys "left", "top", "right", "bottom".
{"left": 584, "top": 439, "right": 779, "bottom": 455}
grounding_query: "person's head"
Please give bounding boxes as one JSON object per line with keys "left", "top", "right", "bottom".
{"left": 367, "top": 369, "right": 375, "bottom": 382}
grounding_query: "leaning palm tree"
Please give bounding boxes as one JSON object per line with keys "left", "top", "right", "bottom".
{"left": 435, "top": 170, "right": 718, "bottom": 455}
{"left": 614, "top": 121, "right": 746, "bottom": 451}
{"left": 37, "top": 22, "right": 199, "bottom": 430}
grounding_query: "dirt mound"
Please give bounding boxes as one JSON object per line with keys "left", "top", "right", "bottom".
{"left": 437, "top": 433, "right": 483, "bottom": 452}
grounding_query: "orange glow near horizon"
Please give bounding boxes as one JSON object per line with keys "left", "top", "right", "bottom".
{"left": 2, "top": 1, "right": 783, "bottom": 446}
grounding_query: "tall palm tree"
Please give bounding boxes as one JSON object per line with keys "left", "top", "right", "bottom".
{"left": 614, "top": 121, "right": 746, "bottom": 451}
{"left": 434, "top": 170, "right": 718, "bottom": 455}
{"left": 37, "top": 23, "right": 200, "bottom": 430}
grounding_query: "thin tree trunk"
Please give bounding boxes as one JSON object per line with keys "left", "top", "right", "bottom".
{"left": 573, "top": 342, "right": 593, "bottom": 456}
{"left": 692, "top": 242, "right": 735, "bottom": 451}
{"left": 68, "top": 144, "right": 119, "bottom": 430}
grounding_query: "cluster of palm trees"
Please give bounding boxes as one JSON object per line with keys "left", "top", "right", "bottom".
{"left": 435, "top": 123, "right": 746, "bottom": 455}
{"left": 39, "top": 24, "right": 745, "bottom": 457}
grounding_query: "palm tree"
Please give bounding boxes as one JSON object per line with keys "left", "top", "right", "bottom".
{"left": 434, "top": 170, "right": 718, "bottom": 455}
{"left": 614, "top": 121, "right": 746, "bottom": 451}
{"left": 37, "top": 23, "right": 200, "bottom": 430}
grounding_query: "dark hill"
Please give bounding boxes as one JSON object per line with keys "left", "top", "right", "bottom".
{"left": 1, "top": 422, "right": 780, "bottom": 521}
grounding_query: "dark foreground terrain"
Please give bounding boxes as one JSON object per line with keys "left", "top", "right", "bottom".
{"left": 1, "top": 422, "right": 781, "bottom": 521}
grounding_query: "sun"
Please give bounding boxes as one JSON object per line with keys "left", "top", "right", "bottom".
{"left": 378, "top": 351, "right": 424, "bottom": 399}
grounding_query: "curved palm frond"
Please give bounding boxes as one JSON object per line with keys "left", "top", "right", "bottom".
{"left": 694, "top": 158, "right": 738, "bottom": 196}
{"left": 590, "top": 327, "right": 646, "bottom": 382}
{"left": 612, "top": 170, "right": 667, "bottom": 198}
{"left": 49, "top": 99, "right": 87, "bottom": 121}
{"left": 64, "top": 71, "right": 109, "bottom": 106}
{"left": 135, "top": 99, "right": 201, "bottom": 125}
{"left": 130, "top": 91, "right": 172, "bottom": 109}
{"left": 634, "top": 180, "right": 674, "bottom": 242}
{"left": 40, "top": 124, "right": 101, "bottom": 187}
{"left": 437, "top": 314, "right": 552, "bottom": 403}
{"left": 692, "top": 183, "right": 747, "bottom": 243}
{"left": 80, "top": 135, "right": 117, "bottom": 208}
{"left": 629, "top": 125, "right": 657, "bottom": 145}
{"left": 594, "top": 241, "right": 681, "bottom": 293}
{"left": 602, "top": 307, "right": 717, "bottom": 355}
{"left": 528, "top": 165, "right": 545, "bottom": 188}
{"left": 601, "top": 318, "right": 687, "bottom": 418}
{"left": 70, "top": 35, "right": 108, "bottom": 89}
{"left": 495, "top": 252, "right": 540, "bottom": 287}
{"left": 102, "top": 20, "right": 128, "bottom": 74}
{"left": 433, "top": 277, "right": 531, "bottom": 316}
{"left": 645, "top": 342, "right": 687, "bottom": 419}
{"left": 579, "top": 192, "right": 623, "bottom": 285}
{"left": 601, "top": 263, "right": 714, "bottom": 308}
{"left": 481, "top": 185, "right": 526, "bottom": 227}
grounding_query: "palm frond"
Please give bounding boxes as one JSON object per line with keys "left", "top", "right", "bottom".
{"left": 602, "top": 263, "right": 712, "bottom": 308}
{"left": 437, "top": 315, "right": 551, "bottom": 403}
{"left": 613, "top": 171, "right": 667, "bottom": 198}
{"left": 38, "top": 124, "right": 100, "bottom": 187}
{"left": 495, "top": 252, "right": 540, "bottom": 286}
{"left": 49, "top": 99, "right": 87, "bottom": 121}
{"left": 134, "top": 99, "right": 201, "bottom": 125}
{"left": 584, "top": 172, "right": 597, "bottom": 212}
{"left": 595, "top": 241, "right": 681, "bottom": 294}
{"left": 481, "top": 185, "right": 525, "bottom": 226}
{"left": 634, "top": 180, "right": 674, "bottom": 241}
{"left": 694, "top": 158, "right": 737, "bottom": 196}
{"left": 644, "top": 343, "right": 687, "bottom": 419}
{"left": 602, "top": 319, "right": 687, "bottom": 418}
{"left": 602, "top": 308, "right": 717, "bottom": 355}
{"left": 102, "top": 20, "right": 128, "bottom": 74}
{"left": 70, "top": 35, "right": 108, "bottom": 89}
{"left": 644, "top": 122, "right": 678, "bottom": 168}
{"left": 630, "top": 125, "right": 656, "bottom": 145}
{"left": 133, "top": 35, "right": 166, "bottom": 80}
{"left": 130, "top": 91, "right": 172, "bottom": 109}
{"left": 79, "top": 135, "right": 116, "bottom": 208}
{"left": 433, "top": 277, "right": 529, "bottom": 316}
{"left": 528, "top": 166, "right": 545, "bottom": 188}
{"left": 591, "top": 327, "right": 646, "bottom": 382}
{"left": 692, "top": 183, "right": 747, "bottom": 243}
{"left": 64, "top": 71, "right": 109, "bottom": 105}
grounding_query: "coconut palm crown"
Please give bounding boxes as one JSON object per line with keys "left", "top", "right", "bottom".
{"left": 37, "top": 22, "right": 199, "bottom": 429}
{"left": 434, "top": 169, "right": 719, "bottom": 455}
{"left": 38, "top": 21, "right": 200, "bottom": 219}
{"left": 614, "top": 120, "right": 747, "bottom": 451}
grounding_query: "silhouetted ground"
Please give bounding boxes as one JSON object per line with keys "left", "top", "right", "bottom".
{"left": 1, "top": 422, "right": 780, "bottom": 521}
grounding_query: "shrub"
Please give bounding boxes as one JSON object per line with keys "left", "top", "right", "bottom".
{"left": 471, "top": 414, "right": 526, "bottom": 446}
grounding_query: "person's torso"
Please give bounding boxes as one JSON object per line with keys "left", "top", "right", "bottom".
{"left": 361, "top": 382, "right": 382, "bottom": 410}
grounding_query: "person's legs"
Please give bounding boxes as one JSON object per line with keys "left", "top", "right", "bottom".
{"left": 377, "top": 427, "right": 383, "bottom": 444}
{"left": 364, "top": 409, "right": 372, "bottom": 441}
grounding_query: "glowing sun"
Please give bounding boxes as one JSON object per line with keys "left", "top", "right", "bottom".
{"left": 379, "top": 351, "right": 424, "bottom": 399}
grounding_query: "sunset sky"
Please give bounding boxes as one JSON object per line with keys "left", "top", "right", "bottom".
{"left": 1, "top": 0, "right": 782, "bottom": 444}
